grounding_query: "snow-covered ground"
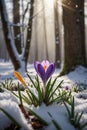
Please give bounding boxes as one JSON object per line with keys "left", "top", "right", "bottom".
{"left": 0, "top": 61, "right": 87, "bottom": 130}
{"left": 0, "top": 61, "right": 87, "bottom": 87}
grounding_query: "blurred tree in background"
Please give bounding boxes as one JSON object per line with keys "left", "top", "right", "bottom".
{"left": 55, "top": 0, "right": 61, "bottom": 68}
{"left": 0, "top": 0, "right": 87, "bottom": 74}
{"left": 60, "top": 0, "right": 86, "bottom": 75}
{"left": 0, "top": 0, "right": 34, "bottom": 71}
{"left": 13, "top": 0, "right": 22, "bottom": 54}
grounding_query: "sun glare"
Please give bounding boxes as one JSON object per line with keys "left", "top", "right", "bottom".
{"left": 57, "top": 0, "right": 63, "bottom": 15}
{"left": 45, "top": 0, "right": 54, "bottom": 8}
{"left": 44, "top": 0, "right": 62, "bottom": 15}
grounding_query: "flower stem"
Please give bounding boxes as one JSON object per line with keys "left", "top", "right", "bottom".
{"left": 42, "top": 87, "right": 45, "bottom": 100}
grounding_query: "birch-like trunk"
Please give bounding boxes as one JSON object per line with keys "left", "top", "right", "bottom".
{"left": 13, "top": 0, "right": 22, "bottom": 54}
{"left": 0, "top": 0, "right": 34, "bottom": 71}
{"left": 0, "top": 0, "right": 22, "bottom": 70}
{"left": 23, "top": 0, "right": 34, "bottom": 69}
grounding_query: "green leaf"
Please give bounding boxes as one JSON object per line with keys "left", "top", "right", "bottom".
{"left": 47, "top": 76, "right": 59, "bottom": 98}
{"left": 0, "top": 108, "right": 21, "bottom": 128}
{"left": 80, "top": 122, "right": 87, "bottom": 130}
{"left": 11, "top": 91, "right": 19, "bottom": 98}
{"left": 74, "top": 112, "right": 79, "bottom": 125}
{"left": 48, "top": 80, "right": 63, "bottom": 100}
{"left": 18, "top": 83, "right": 23, "bottom": 105}
{"left": 49, "top": 92, "right": 66, "bottom": 105}
{"left": 28, "top": 108, "right": 48, "bottom": 126}
{"left": 35, "top": 75, "right": 43, "bottom": 104}
{"left": 52, "top": 120, "right": 62, "bottom": 130}
{"left": 63, "top": 101, "right": 71, "bottom": 118}
{"left": 29, "top": 90, "right": 39, "bottom": 105}
{"left": 26, "top": 89, "right": 37, "bottom": 105}
{"left": 48, "top": 112, "right": 62, "bottom": 130}
{"left": 48, "top": 96, "right": 60, "bottom": 105}
{"left": 45, "top": 78, "right": 52, "bottom": 100}
{"left": 71, "top": 97, "right": 75, "bottom": 118}
{"left": 51, "top": 76, "right": 59, "bottom": 89}
{"left": 22, "top": 93, "right": 31, "bottom": 104}
{"left": 27, "top": 73, "right": 36, "bottom": 88}
{"left": 76, "top": 111, "right": 83, "bottom": 125}
{"left": 26, "top": 90, "right": 33, "bottom": 103}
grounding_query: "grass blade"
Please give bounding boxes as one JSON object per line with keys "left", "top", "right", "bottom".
{"left": 52, "top": 120, "right": 62, "bottom": 130}
{"left": 35, "top": 75, "right": 43, "bottom": 104}
{"left": 26, "top": 90, "right": 33, "bottom": 103}
{"left": 48, "top": 112, "right": 62, "bottom": 130}
{"left": 22, "top": 93, "right": 31, "bottom": 104}
{"left": 45, "top": 78, "right": 52, "bottom": 99}
{"left": 18, "top": 84, "right": 23, "bottom": 105}
{"left": 74, "top": 112, "right": 79, "bottom": 125}
{"left": 28, "top": 108, "right": 48, "bottom": 126}
{"left": 27, "top": 73, "right": 36, "bottom": 88}
{"left": 63, "top": 101, "right": 71, "bottom": 117}
{"left": 11, "top": 91, "right": 19, "bottom": 98}
{"left": 48, "top": 92, "right": 66, "bottom": 105}
{"left": 47, "top": 76, "right": 59, "bottom": 98}
{"left": 80, "top": 122, "right": 87, "bottom": 130}
{"left": 50, "top": 76, "right": 59, "bottom": 90}
{"left": 71, "top": 97, "right": 74, "bottom": 118}
{"left": 29, "top": 90, "right": 39, "bottom": 105}
{"left": 48, "top": 80, "right": 63, "bottom": 100}
{"left": 0, "top": 108, "right": 21, "bottom": 128}
{"left": 76, "top": 112, "right": 83, "bottom": 125}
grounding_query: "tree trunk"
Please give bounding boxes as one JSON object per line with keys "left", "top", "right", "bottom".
{"left": 61, "top": 0, "right": 86, "bottom": 75}
{"left": 42, "top": 0, "right": 48, "bottom": 60}
{"left": 13, "top": 0, "right": 21, "bottom": 54}
{"left": 0, "top": 0, "right": 22, "bottom": 70}
{"left": 54, "top": 0, "right": 61, "bottom": 68}
{"left": 0, "top": 0, "right": 35, "bottom": 71}
{"left": 23, "top": 0, "right": 34, "bottom": 69}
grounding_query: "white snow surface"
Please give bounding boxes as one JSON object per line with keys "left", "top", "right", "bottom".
{"left": 0, "top": 61, "right": 87, "bottom": 130}
{"left": 0, "top": 98, "right": 33, "bottom": 130}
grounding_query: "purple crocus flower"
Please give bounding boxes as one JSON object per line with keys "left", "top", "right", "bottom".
{"left": 65, "top": 86, "right": 69, "bottom": 90}
{"left": 34, "top": 60, "right": 55, "bottom": 85}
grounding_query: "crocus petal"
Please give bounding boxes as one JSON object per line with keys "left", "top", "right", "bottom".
{"left": 41, "top": 60, "right": 50, "bottom": 68}
{"left": 37, "top": 64, "right": 46, "bottom": 84}
{"left": 65, "top": 86, "right": 69, "bottom": 90}
{"left": 34, "top": 61, "right": 40, "bottom": 73}
{"left": 45, "top": 63, "right": 55, "bottom": 81}
{"left": 34, "top": 60, "right": 55, "bottom": 85}
{"left": 14, "top": 71, "right": 27, "bottom": 87}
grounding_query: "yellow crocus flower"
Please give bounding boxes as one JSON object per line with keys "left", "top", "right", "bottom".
{"left": 14, "top": 71, "right": 27, "bottom": 87}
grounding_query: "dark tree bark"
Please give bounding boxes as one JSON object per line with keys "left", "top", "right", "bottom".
{"left": 13, "top": 0, "right": 21, "bottom": 54}
{"left": 0, "top": 0, "right": 21, "bottom": 70}
{"left": 60, "top": 0, "right": 86, "bottom": 75}
{"left": 54, "top": 0, "right": 61, "bottom": 68}
{"left": 23, "top": 0, "right": 34, "bottom": 69}
{"left": 0, "top": 0, "right": 34, "bottom": 71}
